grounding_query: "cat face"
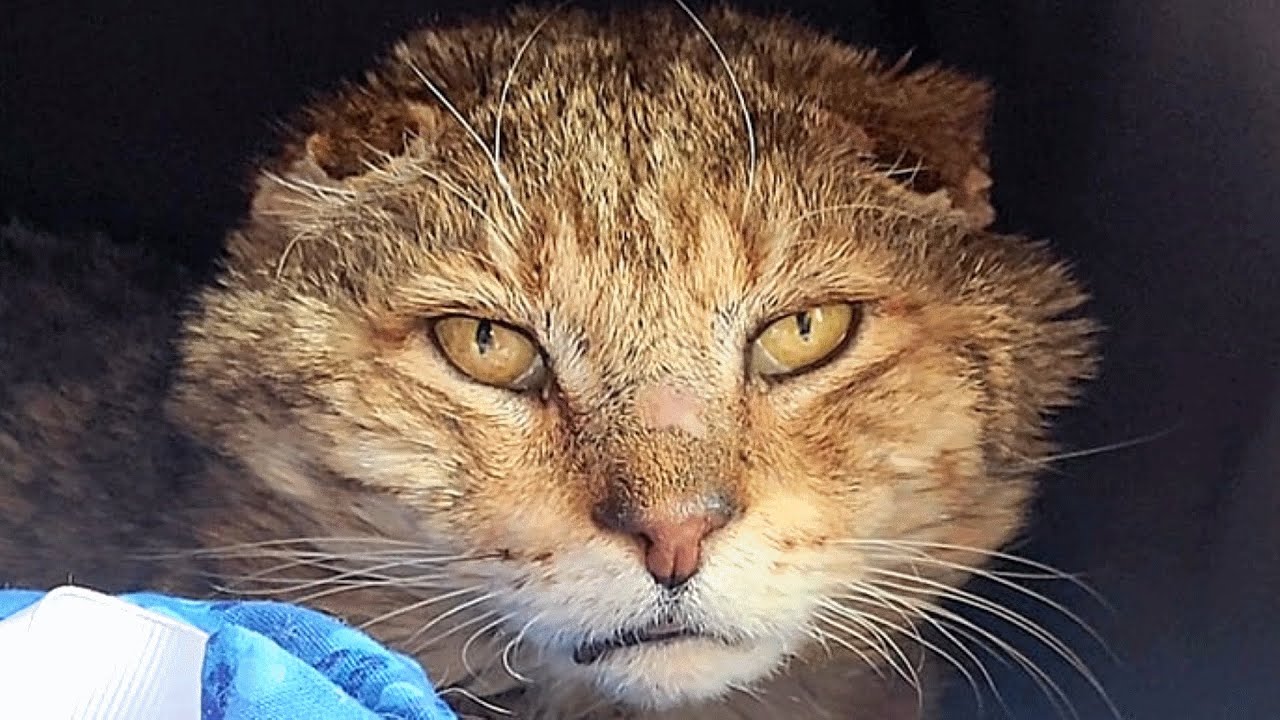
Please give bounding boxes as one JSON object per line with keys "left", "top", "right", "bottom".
{"left": 174, "top": 6, "right": 1095, "bottom": 711}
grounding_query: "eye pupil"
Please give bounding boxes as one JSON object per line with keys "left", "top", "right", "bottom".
{"left": 795, "top": 311, "right": 813, "bottom": 339}
{"left": 475, "top": 320, "right": 494, "bottom": 354}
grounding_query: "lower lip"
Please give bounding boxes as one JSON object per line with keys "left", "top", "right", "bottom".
{"left": 572, "top": 628, "right": 701, "bottom": 665}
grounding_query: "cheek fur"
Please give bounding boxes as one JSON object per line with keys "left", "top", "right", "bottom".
{"left": 745, "top": 334, "right": 1015, "bottom": 556}
{"left": 314, "top": 344, "right": 587, "bottom": 545}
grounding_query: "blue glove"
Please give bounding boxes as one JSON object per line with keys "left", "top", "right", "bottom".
{"left": 0, "top": 589, "right": 457, "bottom": 720}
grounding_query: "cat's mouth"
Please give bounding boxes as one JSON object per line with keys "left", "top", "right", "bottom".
{"left": 572, "top": 620, "right": 713, "bottom": 664}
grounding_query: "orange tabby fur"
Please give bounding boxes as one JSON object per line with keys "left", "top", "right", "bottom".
{"left": 0, "top": 4, "right": 1096, "bottom": 718}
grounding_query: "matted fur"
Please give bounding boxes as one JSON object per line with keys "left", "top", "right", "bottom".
{"left": 1, "top": 4, "right": 1097, "bottom": 718}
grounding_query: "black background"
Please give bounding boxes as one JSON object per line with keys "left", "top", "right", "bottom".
{"left": 3, "top": 1, "right": 1278, "bottom": 718}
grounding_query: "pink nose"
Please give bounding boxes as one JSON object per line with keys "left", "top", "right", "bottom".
{"left": 596, "top": 508, "right": 732, "bottom": 588}
{"left": 634, "top": 514, "right": 725, "bottom": 587}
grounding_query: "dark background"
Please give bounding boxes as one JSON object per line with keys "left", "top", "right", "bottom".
{"left": 3, "top": 1, "right": 1277, "bottom": 718}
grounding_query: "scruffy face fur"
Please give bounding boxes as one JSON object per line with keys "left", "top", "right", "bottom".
{"left": 172, "top": 4, "right": 1094, "bottom": 715}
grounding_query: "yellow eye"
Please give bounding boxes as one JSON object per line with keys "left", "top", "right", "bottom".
{"left": 750, "top": 303, "right": 859, "bottom": 377}
{"left": 433, "top": 316, "right": 546, "bottom": 390}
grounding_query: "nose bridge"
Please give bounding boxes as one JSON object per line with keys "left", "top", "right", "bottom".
{"left": 601, "top": 479, "right": 741, "bottom": 536}
{"left": 599, "top": 371, "right": 740, "bottom": 492}
{"left": 587, "top": 395, "right": 749, "bottom": 576}
{"left": 604, "top": 427, "right": 724, "bottom": 500}
{"left": 634, "top": 382, "right": 706, "bottom": 437}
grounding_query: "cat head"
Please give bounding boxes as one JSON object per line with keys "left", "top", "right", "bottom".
{"left": 173, "top": 5, "right": 1095, "bottom": 710}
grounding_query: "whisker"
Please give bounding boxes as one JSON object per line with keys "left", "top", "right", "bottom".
{"left": 1011, "top": 427, "right": 1176, "bottom": 471}
{"left": 673, "top": 0, "right": 757, "bottom": 208}
{"left": 217, "top": 556, "right": 356, "bottom": 586}
{"left": 500, "top": 614, "right": 540, "bottom": 684}
{"left": 804, "top": 625, "right": 838, "bottom": 662}
{"left": 274, "top": 228, "right": 322, "bottom": 278}
{"left": 787, "top": 201, "right": 935, "bottom": 232}
{"left": 142, "top": 535, "right": 440, "bottom": 556}
{"left": 204, "top": 547, "right": 478, "bottom": 605}
{"left": 402, "top": 57, "right": 526, "bottom": 220}
{"left": 839, "top": 583, "right": 1003, "bottom": 718}
{"left": 872, "top": 572, "right": 1124, "bottom": 720}
{"left": 141, "top": 544, "right": 353, "bottom": 561}
{"left": 406, "top": 591, "right": 499, "bottom": 653}
{"left": 437, "top": 685, "right": 513, "bottom": 717}
{"left": 348, "top": 152, "right": 514, "bottom": 247}
{"left": 155, "top": 541, "right": 488, "bottom": 593}
{"left": 260, "top": 171, "right": 356, "bottom": 200}
{"left": 214, "top": 573, "right": 453, "bottom": 601}
{"left": 866, "top": 569, "right": 1095, "bottom": 688}
{"left": 222, "top": 563, "right": 453, "bottom": 584}
{"left": 821, "top": 597, "right": 951, "bottom": 714}
{"left": 839, "top": 537, "right": 1125, "bottom": 719}
{"left": 493, "top": 3, "right": 567, "bottom": 165}
{"left": 810, "top": 611, "right": 893, "bottom": 680}
{"left": 726, "top": 678, "right": 767, "bottom": 706}
{"left": 906, "top": 598, "right": 1083, "bottom": 720}
{"left": 358, "top": 586, "right": 486, "bottom": 631}
{"left": 864, "top": 551, "right": 1117, "bottom": 663}
{"left": 220, "top": 561, "right": 455, "bottom": 588}
{"left": 219, "top": 557, "right": 450, "bottom": 597}
{"left": 287, "top": 574, "right": 454, "bottom": 606}
{"left": 416, "top": 169, "right": 513, "bottom": 238}
{"left": 461, "top": 612, "right": 514, "bottom": 678}
{"left": 815, "top": 602, "right": 921, "bottom": 695}
{"left": 840, "top": 538, "right": 1109, "bottom": 607}
{"left": 820, "top": 596, "right": 924, "bottom": 673}
{"left": 219, "top": 548, "right": 465, "bottom": 563}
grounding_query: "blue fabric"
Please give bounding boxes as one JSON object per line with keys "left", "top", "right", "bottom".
{"left": 0, "top": 589, "right": 457, "bottom": 720}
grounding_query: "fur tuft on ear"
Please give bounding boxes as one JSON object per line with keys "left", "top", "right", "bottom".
{"left": 703, "top": 7, "right": 999, "bottom": 228}
{"left": 247, "top": 143, "right": 345, "bottom": 222}
{"left": 291, "top": 85, "right": 425, "bottom": 181}
{"left": 283, "top": 79, "right": 429, "bottom": 180}
{"left": 861, "top": 65, "right": 995, "bottom": 229}
{"left": 247, "top": 80, "right": 436, "bottom": 224}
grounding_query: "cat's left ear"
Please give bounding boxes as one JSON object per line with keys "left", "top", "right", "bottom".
{"left": 852, "top": 64, "right": 996, "bottom": 230}
{"left": 249, "top": 85, "right": 429, "bottom": 221}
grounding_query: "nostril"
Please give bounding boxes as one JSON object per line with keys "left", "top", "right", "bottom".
{"left": 623, "top": 512, "right": 731, "bottom": 588}
{"left": 592, "top": 491, "right": 741, "bottom": 588}
{"left": 638, "top": 515, "right": 714, "bottom": 588}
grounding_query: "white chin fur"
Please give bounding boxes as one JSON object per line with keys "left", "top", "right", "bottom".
{"left": 579, "top": 636, "right": 787, "bottom": 710}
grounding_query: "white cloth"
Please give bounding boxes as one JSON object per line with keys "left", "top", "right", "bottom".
{"left": 0, "top": 585, "right": 208, "bottom": 720}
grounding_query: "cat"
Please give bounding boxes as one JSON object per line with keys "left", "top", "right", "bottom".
{"left": 0, "top": 3, "right": 1099, "bottom": 718}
